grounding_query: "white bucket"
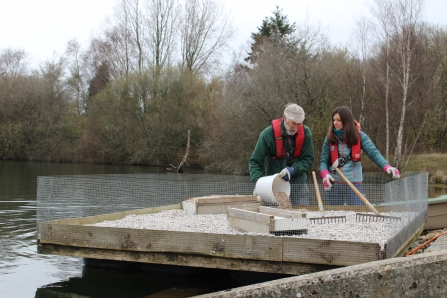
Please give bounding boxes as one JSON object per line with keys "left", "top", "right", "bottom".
{"left": 254, "top": 174, "right": 291, "bottom": 204}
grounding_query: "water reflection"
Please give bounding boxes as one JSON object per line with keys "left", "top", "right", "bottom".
{"left": 35, "top": 265, "right": 239, "bottom": 298}
{"left": 428, "top": 185, "right": 447, "bottom": 198}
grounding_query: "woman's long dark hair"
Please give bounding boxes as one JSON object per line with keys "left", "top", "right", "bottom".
{"left": 326, "top": 106, "right": 358, "bottom": 146}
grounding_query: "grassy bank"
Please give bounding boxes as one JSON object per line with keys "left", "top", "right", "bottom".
{"left": 360, "top": 153, "right": 447, "bottom": 185}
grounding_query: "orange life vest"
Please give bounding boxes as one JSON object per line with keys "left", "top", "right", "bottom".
{"left": 272, "top": 118, "right": 305, "bottom": 159}
{"left": 330, "top": 120, "right": 362, "bottom": 167}
{"left": 330, "top": 133, "right": 362, "bottom": 166}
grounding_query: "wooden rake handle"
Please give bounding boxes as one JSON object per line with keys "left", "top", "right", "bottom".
{"left": 312, "top": 171, "right": 324, "bottom": 212}
{"left": 334, "top": 168, "right": 380, "bottom": 215}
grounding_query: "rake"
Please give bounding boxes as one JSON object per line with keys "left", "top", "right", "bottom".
{"left": 334, "top": 168, "right": 401, "bottom": 223}
{"left": 309, "top": 171, "right": 347, "bottom": 224}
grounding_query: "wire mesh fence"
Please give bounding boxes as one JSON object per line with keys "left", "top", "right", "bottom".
{"left": 37, "top": 171, "right": 428, "bottom": 271}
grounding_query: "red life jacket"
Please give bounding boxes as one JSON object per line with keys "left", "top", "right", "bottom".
{"left": 272, "top": 118, "right": 305, "bottom": 159}
{"left": 330, "top": 120, "right": 362, "bottom": 166}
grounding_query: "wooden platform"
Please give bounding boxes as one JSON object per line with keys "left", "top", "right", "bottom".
{"left": 37, "top": 203, "right": 423, "bottom": 275}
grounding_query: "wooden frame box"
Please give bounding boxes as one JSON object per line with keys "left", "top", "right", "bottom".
{"left": 182, "top": 195, "right": 260, "bottom": 214}
{"left": 228, "top": 207, "right": 309, "bottom": 235}
{"left": 37, "top": 204, "right": 423, "bottom": 275}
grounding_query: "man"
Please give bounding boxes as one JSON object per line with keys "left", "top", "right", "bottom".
{"left": 249, "top": 103, "right": 314, "bottom": 205}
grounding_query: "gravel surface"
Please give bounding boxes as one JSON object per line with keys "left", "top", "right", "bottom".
{"left": 88, "top": 209, "right": 417, "bottom": 249}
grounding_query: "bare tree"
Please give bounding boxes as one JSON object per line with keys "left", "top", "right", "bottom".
{"left": 87, "top": 0, "right": 142, "bottom": 80}
{"left": 353, "top": 16, "right": 374, "bottom": 125}
{"left": 180, "top": 0, "right": 234, "bottom": 74}
{"left": 144, "top": 0, "right": 180, "bottom": 77}
{"left": 0, "top": 48, "right": 29, "bottom": 78}
{"left": 370, "top": 0, "right": 394, "bottom": 160}
{"left": 126, "top": 0, "right": 144, "bottom": 73}
{"left": 65, "top": 39, "right": 87, "bottom": 115}
{"left": 389, "top": 0, "right": 424, "bottom": 168}
{"left": 370, "top": 0, "right": 427, "bottom": 167}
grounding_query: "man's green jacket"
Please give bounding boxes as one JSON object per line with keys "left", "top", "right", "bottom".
{"left": 249, "top": 119, "right": 314, "bottom": 183}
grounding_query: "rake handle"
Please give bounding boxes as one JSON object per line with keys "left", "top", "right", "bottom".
{"left": 312, "top": 171, "right": 324, "bottom": 212}
{"left": 334, "top": 168, "right": 380, "bottom": 215}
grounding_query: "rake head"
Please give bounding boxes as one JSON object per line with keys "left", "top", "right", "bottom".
{"left": 356, "top": 213, "right": 401, "bottom": 223}
{"left": 309, "top": 215, "right": 347, "bottom": 224}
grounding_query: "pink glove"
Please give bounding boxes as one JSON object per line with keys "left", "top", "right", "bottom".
{"left": 384, "top": 165, "right": 400, "bottom": 179}
{"left": 320, "top": 170, "right": 335, "bottom": 191}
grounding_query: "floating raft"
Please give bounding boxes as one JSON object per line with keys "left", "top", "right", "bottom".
{"left": 37, "top": 195, "right": 425, "bottom": 275}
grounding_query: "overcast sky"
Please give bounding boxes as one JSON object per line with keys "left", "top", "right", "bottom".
{"left": 1, "top": 0, "right": 446, "bottom": 69}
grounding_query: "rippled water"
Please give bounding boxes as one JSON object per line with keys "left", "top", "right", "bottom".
{"left": 0, "top": 161, "right": 242, "bottom": 298}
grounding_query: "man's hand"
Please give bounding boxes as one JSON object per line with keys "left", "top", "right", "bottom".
{"left": 384, "top": 165, "right": 400, "bottom": 179}
{"left": 320, "top": 170, "right": 335, "bottom": 191}
{"left": 279, "top": 166, "right": 295, "bottom": 181}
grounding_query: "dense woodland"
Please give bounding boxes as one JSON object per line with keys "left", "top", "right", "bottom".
{"left": 0, "top": 0, "right": 446, "bottom": 174}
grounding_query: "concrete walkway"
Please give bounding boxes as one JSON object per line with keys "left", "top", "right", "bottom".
{"left": 195, "top": 235, "right": 447, "bottom": 298}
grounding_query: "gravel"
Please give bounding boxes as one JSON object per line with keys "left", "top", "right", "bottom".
{"left": 88, "top": 209, "right": 416, "bottom": 249}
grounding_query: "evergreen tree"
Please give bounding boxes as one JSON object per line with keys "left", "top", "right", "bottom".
{"left": 88, "top": 61, "right": 110, "bottom": 98}
{"left": 246, "top": 6, "right": 296, "bottom": 63}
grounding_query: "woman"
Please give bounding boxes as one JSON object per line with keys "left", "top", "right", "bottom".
{"left": 319, "top": 106, "right": 399, "bottom": 205}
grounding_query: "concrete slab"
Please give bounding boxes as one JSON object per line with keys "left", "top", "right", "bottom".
{"left": 195, "top": 249, "right": 447, "bottom": 298}
{"left": 425, "top": 234, "right": 447, "bottom": 253}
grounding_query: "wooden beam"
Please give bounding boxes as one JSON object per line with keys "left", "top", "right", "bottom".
{"left": 228, "top": 208, "right": 273, "bottom": 225}
{"left": 259, "top": 206, "right": 307, "bottom": 218}
{"left": 185, "top": 195, "right": 259, "bottom": 204}
{"left": 38, "top": 243, "right": 339, "bottom": 275}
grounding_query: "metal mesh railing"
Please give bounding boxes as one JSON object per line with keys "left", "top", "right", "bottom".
{"left": 37, "top": 171, "right": 428, "bottom": 269}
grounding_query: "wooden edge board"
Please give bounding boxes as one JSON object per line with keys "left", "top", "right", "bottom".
{"left": 390, "top": 225, "right": 424, "bottom": 258}
{"left": 227, "top": 215, "right": 270, "bottom": 234}
{"left": 38, "top": 243, "right": 339, "bottom": 275}
{"left": 282, "top": 237, "right": 382, "bottom": 266}
{"left": 195, "top": 202, "right": 261, "bottom": 214}
{"left": 228, "top": 208, "right": 273, "bottom": 225}
{"left": 38, "top": 222, "right": 283, "bottom": 261}
{"left": 185, "top": 195, "right": 259, "bottom": 205}
{"left": 292, "top": 205, "right": 391, "bottom": 212}
{"left": 272, "top": 218, "right": 309, "bottom": 231}
{"left": 259, "top": 206, "right": 307, "bottom": 218}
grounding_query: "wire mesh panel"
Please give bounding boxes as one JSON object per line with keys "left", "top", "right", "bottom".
{"left": 37, "top": 171, "right": 428, "bottom": 272}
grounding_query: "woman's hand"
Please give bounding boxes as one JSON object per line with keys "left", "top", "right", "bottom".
{"left": 384, "top": 165, "right": 400, "bottom": 179}
{"left": 320, "top": 170, "right": 335, "bottom": 191}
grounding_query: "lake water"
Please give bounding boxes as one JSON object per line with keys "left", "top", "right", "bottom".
{"left": 0, "top": 161, "right": 247, "bottom": 298}
{"left": 1, "top": 160, "right": 445, "bottom": 298}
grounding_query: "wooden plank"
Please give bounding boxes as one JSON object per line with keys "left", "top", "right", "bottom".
{"left": 185, "top": 195, "right": 259, "bottom": 205}
{"left": 393, "top": 225, "right": 424, "bottom": 257}
{"left": 38, "top": 222, "right": 283, "bottom": 261}
{"left": 259, "top": 206, "right": 307, "bottom": 218}
{"left": 228, "top": 208, "right": 273, "bottom": 225}
{"left": 272, "top": 218, "right": 309, "bottom": 231}
{"left": 385, "top": 212, "right": 426, "bottom": 258}
{"left": 293, "top": 205, "right": 390, "bottom": 212}
{"left": 181, "top": 201, "right": 197, "bottom": 214}
{"left": 196, "top": 202, "right": 261, "bottom": 215}
{"left": 38, "top": 243, "right": 339, "bottom": 275}
{"left": 283, "top": 237, "right": 381, "bottom": 266}
{"left": 227, "top": 215, "right": 270, "bottom": 234}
